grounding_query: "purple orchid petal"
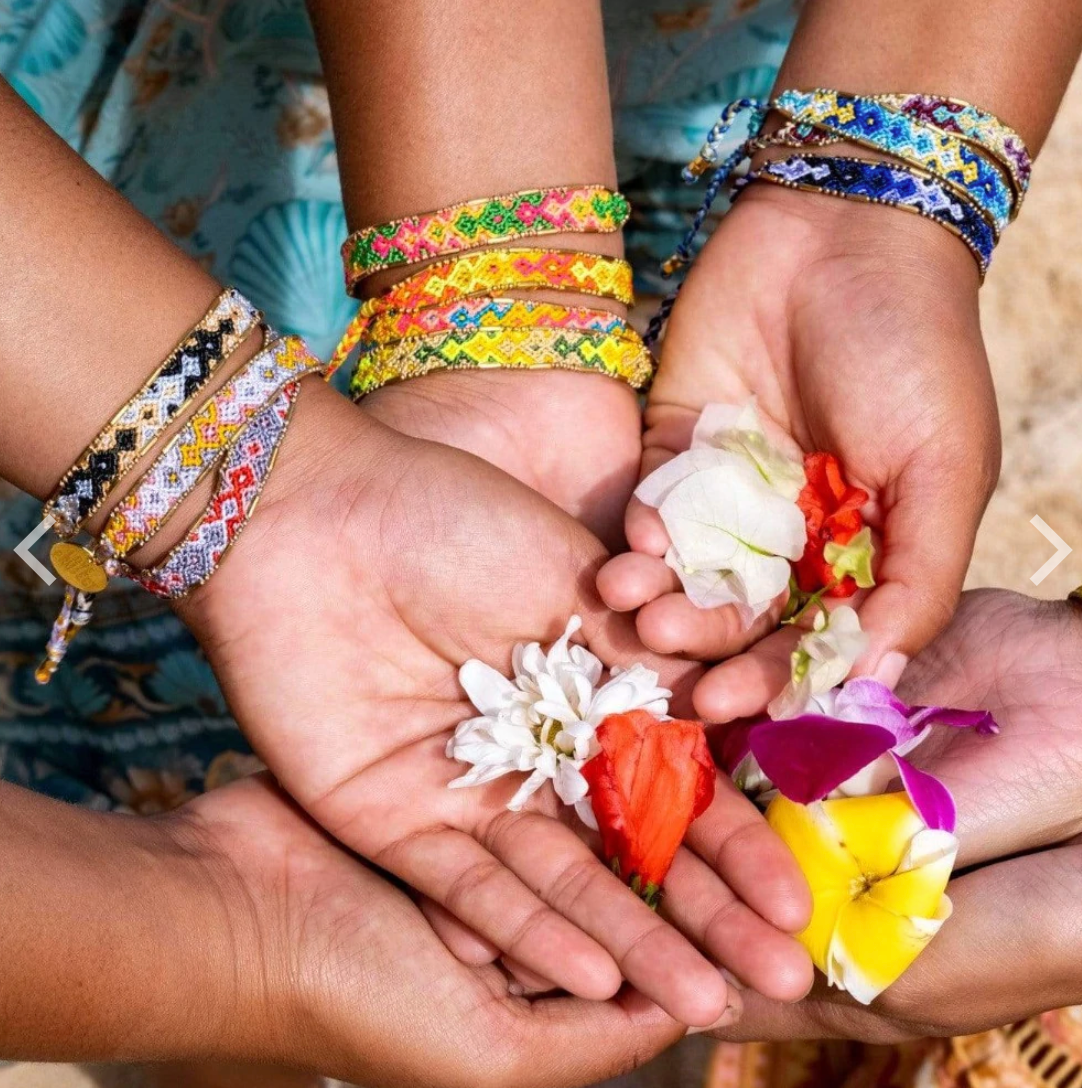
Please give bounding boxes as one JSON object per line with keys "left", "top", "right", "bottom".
{"left": 893, "top": 754, "right": 957, "bottom": 833}
{"left": 907, "top": 705, "right": 999, "bottom": 735}
{"left": 715, "top": 720, "right": 754, "bottom": 775}
{"left": 749, "top": 716, "right": 897, "bottom": 803}
{"left": 835, "top": 678, "right": 913, "bottom": 741}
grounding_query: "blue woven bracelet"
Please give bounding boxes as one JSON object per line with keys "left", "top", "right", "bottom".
{"left": 744, "top": 155, "right": 995, "bottom": 277}
{"left": 774, "top": 90, "right": 1014, "bottom": 235}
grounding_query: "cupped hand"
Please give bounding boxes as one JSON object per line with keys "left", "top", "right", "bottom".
{"left": 364, "top": 367, "right": 642, "bottom": 551}
{"left": 171, "top": 773, "right": 689, "bottom": 1088}
{"left": 598, "top": 183, "right": 1001, "bottom": 715}
{"left": 175, "top": 379, "right": 812, "bottom": 1027}
{"left": 707, "top": 589, "right": 1082, "bottom": 1042}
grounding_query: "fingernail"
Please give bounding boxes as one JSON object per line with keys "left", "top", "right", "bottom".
{"left": 720, "top": 968, "right": 745, "bottom": 991}
{"left": 687, "top": 1001, "right": 742, "bottom": 1035}
{"left": 508, "top": 982, "right": 526, "bottom": 998}
{"left": 871, "top": 651, "right": 909, "bottom": 689}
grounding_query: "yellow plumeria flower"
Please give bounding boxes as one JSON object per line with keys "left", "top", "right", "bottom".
{"left": 766, "top": 791, "right": 957, "bottom": 1005}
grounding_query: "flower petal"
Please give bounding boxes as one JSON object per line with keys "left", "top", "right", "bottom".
{"left": 821, "top": 793, "right": 928, "bottom": 879}
{"left": 830, "top": 894, "right": 951, "bottom": 1005}
{"left": 553, "top": 759, "right": 590, "bottom": 806}
{"left": 750, "top": 716, "right": 897, "bottom": 803}
{"left": 907, "top": 705, "right": 999, "bottom": 735}
{"left": 892, "top": 755, "right": 957, "bottom": 833}
{"left": 459, "top": 660, "right": 516, "bottom": 716}
{"left": 660, "top": 461, "right": 807, "bottom": 566}
{"left": 507, "top": 768, "right": 548, "bottom": 811}
{"left": 635, "top": 448, "right": 735, "bottom": 507}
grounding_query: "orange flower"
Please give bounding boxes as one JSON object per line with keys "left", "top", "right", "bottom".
{"left": 795, "top": 452, "right": 869, "bottom": 597}
{"left": 582, "top": 710, "right": 716, "bottom": 907}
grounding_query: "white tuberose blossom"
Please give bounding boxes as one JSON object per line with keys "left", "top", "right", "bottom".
{"left": 636, "top": 401, "right": 807, "bottom": 623}
{"left": 447, "top": 616, "right": 670, "bottom": 823}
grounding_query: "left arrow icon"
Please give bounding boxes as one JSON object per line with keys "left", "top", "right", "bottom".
{"left": 14, "top": 516, "right": 56, "bottom": 585}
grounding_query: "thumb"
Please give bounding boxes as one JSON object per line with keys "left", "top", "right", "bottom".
{"left": 510, "top": 988, "right": 691, "bottom": 1088}
{"left": 854, "top": 442, "right": 999, "bottom": 685}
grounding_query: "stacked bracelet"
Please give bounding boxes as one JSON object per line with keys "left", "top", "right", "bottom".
{"left": 655, "top": 87, "right": 1032, "bottom": 346}
{"left": 333, "top": 184, "right": 653, "bottom": 398}
{"left": 38, "top": 296, "right": 323, "bottom": 683}
{"left": 772, "top": 90, "right": 1014, "bottom": 234}
{"left": 43, "top": 288, "right": 263, "bottom": 536}
{"left": 341, "top": 186, "right": 630, "bottom": 292}
{"left": 742, "top": 156, "right": 996, "bottom": 277}
{"left": 351, "top": 326, "right": 655, "bottom": 398}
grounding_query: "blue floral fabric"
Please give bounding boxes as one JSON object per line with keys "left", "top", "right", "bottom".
{"left": 0, "top": 0, "right": 795, "bottom": 811}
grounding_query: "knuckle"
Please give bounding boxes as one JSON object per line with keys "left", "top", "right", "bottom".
{"left": 443, "top": 857, "right": 508, "bottom": 919}
{"left": 701, "top": 895, "right": 741, "bottom": 952}
{"left": 546, "top": 856, "right": 606, "bottom": 917}
{"left": 617, "top": 918, "right": 671, "bottom": 974}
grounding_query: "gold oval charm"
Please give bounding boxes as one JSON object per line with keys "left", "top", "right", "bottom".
{"left": 50, "top": 542, "right": 109, "bottom": 594}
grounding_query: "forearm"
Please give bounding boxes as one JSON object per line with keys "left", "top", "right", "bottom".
{"left": 776, "top": 0, "right": 1082, "bottom": 152}
{"left": 307, "top": 0, "right": 622, "bottom": 296}
{"left": 0, "top": 77, "right": 227, "bottom": 500}
{"left": 0, "top": 783, "right": 251, "bottom": 1061}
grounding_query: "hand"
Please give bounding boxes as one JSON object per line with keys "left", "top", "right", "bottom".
{"left": 598, "top": 184, "right": 1001, "bottom": 718}
{"left": 170, "top": 773, "right": 690, "bottom": 1087}
{"left": 176, "top": 380, "right": 813, "bottom": 1027}
{"left": 707, "top": 589, "right": 1082, "bottom": 1042}
{"left": 364, "top": 368, "right": 642, "bottom": 550}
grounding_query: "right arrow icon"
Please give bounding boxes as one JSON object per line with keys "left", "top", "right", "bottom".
{"left": 1030, "top": 515, "right": 1073, "bottom": 585}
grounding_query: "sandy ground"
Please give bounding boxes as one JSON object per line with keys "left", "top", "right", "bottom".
{"left": 7, "top": 58, "right": 1082, "bottom": 1088}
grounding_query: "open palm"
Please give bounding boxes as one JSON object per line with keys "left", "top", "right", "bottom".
{"left": 177, "top": 381, "right": 812, "bottom": 1026}
{"left": 600, "top": 183, "right": 1000, "bottom": 715}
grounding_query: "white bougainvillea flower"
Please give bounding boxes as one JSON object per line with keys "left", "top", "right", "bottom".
{"left": 652, "top": 458, "right": 806, "bottom": 619}
{"left": 447, "top": 616, "right": 671, "bottom": 823}
{"left": 635, "top": 401, "right": 806, "bottom": 621}
{"left": 636, "top": 400, "right": 806, "bottom": 510}
{"left": 767, "top": 792, "right": 958, "bottom": 1004}
{"left": 767, "top": 605, "right": 868, "bottom": 720}
{"left": 693, "top": 401, "right": 806, "bottom": 500}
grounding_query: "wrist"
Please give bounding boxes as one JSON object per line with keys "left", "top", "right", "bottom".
{"left": 734, "top": 178, "right": 983, "bottom": 291}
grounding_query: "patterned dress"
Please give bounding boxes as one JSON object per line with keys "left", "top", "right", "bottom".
{"left": 0, "top": 3, "right": 1074, "bottom": 1086}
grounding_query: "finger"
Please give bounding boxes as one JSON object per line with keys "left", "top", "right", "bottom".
{"left": 380, "top": 827, "right": 622, "bottom": 1002}
{"left": 624, "top": 494, "right": 672, "bottom": 556}
{"left": 502, "top": 955, "right": 559, "bottom": 996}
{"left": 684, "top": 774, "right": 812, "bottom": 935}
{"left": 692, "top": 626, "right": 802, "bottom": 723}
{"left": 418, "top": 896, "right": 501, "bottom": 965}
{"left": 636, "top": 590, "right": 785, "bottom": 660}
{"left": 661, "top": 845, "right": 813, "bottom": 1002}
{"left": 485, "top": 810, "right": 730, "bottom": 1026}
{"left": 854, "top": 448, "right": 997, "bottom": 681}
{"left": 596, "top": 552, "right": 680, "bottom": 612}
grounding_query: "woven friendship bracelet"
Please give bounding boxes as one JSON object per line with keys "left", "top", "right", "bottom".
{"left": 746, "top": 155, "right": 995, "bottom": 276}
{"left": 99, "top": 334, "right": 323, "bottom": 559}
{"left": 364, "top": 297, "right": 630, "bottom": 344}
{"left": 133, "top": 382, "right": 298, "bottom": 599}
{"left": 361, "top": 248, "right": 634, "bottom": 310}
{"left": 330, "top": 249, "right": 634, "bottom": 376}
{"left": 773, "top": 90, "right": 1015, "bottom": 233}
{"left": 342, "top": 186, "right": 630, "bottom": 290}
{"left": 350, "top": 327, "right": 654, "bottom": 398}
{"left": 44, "top": 288, "right": 263, "bottom": 536}
{"left": 875, "top": 93, "right": 1031, "bottom": 200}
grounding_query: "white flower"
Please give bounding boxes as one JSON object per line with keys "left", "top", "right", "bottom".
{"left": 636, "top": 401, "right": 807, "bottom": 623}
{"left": 767, "top": 606, "right": 868, "bottom": 720}
{"left": 693, "top": 401, "right": 806, "bottom": 500}
{"left": 447, "top": 617, "right": 670, "bottom": 823}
